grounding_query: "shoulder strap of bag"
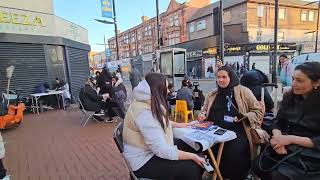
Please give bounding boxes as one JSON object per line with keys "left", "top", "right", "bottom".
{"left": 258, "top": 143, "right": 303, "bottom": 172}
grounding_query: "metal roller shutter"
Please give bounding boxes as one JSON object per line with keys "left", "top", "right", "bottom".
{"left": 66, "top": 47, "right": 89, "bottom": 101}
{"left": 0, "top": 42, "right": 48, "bottom": 96}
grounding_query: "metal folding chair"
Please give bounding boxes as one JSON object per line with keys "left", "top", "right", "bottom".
{"left": 113, "top": 120, "right": 153, "bottom": 180}
{"left": 77, "top": 98, "right": 104, "bottom": 127}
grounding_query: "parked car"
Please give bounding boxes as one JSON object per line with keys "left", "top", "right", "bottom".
{"left": 291, "top": 53, "right": 320, "bottom": 67}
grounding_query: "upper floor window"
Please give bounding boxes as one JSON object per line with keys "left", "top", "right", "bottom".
{"left": 175, "top": 31, "right": 180, "bottom": 44}
{"left": 137, "top": 31, "right": 141, "bottom": 40}
{"left": 131, "top": 33, "right": 135, "bottom": 43}
{"left": 174, "top": 13, "right": 179, "bottom": 26}
{"left": 256, "top": 31, "right": 262, "bottom": 41}
{"left": 301, "top": 10, "right": 314, "bottom": 22}
{"left": 169, "top": 16, "right": 174, "bottom": 27}
{"left": 257, "top": 4, "right": 264, "bottom": 17}
{"left": 196, "top": 20, "right": 206, "bottom": 31}
{"left": 144, "top": 25, "right": 152, "bottom": 36}
{"left": 309, "top": 11, "right": 315, "bottom": 21}
{"left": 224, "top": 10, "right": 231, "bottom": 23}
{"left": 279, "top": 8, "right": 286, "bottom": 20}
{"left": 278, "top": 32, "right": 285, "bottom": 41}
{"left": 189, "top": 23, "right": 195, "bottom": 33}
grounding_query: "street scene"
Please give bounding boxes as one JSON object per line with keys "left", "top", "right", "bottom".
{"left": 0, "top": 0, "right": 320, "bottom": 180}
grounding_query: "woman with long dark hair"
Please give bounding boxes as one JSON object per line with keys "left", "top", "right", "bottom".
{"left": 254, "top": 62, "right": 320, "bottom": 180}
{"left": 198, "top": 65, "right": 264, "bottom": 180}
{"left": 123, "top": 72, "right": 204, "bottom": 180}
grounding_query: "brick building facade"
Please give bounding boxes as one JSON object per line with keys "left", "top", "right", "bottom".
{"left": 107, "top": 0, "right": 211, "bottom": 61}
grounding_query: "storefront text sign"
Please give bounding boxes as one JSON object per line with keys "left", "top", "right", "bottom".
{"left": 186, "top": 50, "right": 202, "bottom": 58}
{"left": 203, "top": 48, "right": 217, "bottom": 56}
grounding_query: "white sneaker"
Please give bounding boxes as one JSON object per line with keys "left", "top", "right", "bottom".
{"left": 1, "top": 175, "right": 10, "bottom": 180}
{"left": 104, "top": 118, "right": 115, "bottom": 123}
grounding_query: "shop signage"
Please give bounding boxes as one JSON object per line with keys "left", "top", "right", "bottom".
{"left": 0, "top": 7, "right": 89, "bottom": 44}
{"left": 186, "top": 50, "right": 202, "bottom": 58}
{"left": 0, "top": 11, "right": 45, "bottom": 27}
{"left": 203, "top": 48, "right": 217, "bottom": 56}
{"left": 225, "top": 45, "right": 243, "bottom": 53}
{"left": 247, "top": 43, "right": 296, "bottom": 52}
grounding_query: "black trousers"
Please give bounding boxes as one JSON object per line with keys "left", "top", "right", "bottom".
{"left": 133, "top": 139, "right": 203, "bottom": 180}
{"left": 0, "top": 159, "right": 7, "bottom": 179}
{"left": 101, "top": 100, "right": 125, "bottom": 119}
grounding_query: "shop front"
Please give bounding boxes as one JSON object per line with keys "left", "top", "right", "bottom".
{"left": 0, "top": 1, "right": 90, "bottom": 100}
{"left": 186, "top": 50, "right": 203, "bottom": 78}
{"left": 202, "top": 47, "right": 217, "bottom": 78}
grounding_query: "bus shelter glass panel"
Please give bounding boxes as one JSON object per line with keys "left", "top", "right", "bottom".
{"left": 160, "top": 52, "right": 173, "bottom": 76}
{"left": 173, "top": 52, "right": 185, "bottom": 75}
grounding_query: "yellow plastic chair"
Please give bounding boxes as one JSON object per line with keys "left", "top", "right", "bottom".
{"left": 174, "top": 100, "right": 194, "bottom": 123}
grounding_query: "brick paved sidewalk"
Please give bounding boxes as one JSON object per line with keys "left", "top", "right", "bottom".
{"left": 1, "top": 108, "right": 129, "bottom": 180}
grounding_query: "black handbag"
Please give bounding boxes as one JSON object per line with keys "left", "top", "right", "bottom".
{"left": 258, "top": 143, "right": 320, "bottom": 175}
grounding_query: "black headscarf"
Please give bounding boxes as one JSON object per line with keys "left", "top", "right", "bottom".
{"left": 217, "top": 65, "right": 240, "bottom": 96}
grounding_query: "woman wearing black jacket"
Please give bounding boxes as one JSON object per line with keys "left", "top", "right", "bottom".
{"left": 241, "top": 69, "right": 274, "bottom": 113}
{"left": 255, "top": 62, "right": 320, "bottom": 180}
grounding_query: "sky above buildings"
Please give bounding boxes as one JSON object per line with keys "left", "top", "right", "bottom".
{"left": 54, "top": 0, "right": 314, "bottom": 52}
{"left": 53, "top": 0, "right": 191, "bottom": 52}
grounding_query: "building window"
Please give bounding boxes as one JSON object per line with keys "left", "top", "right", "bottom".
{"left": 279, "top": 8, "right": 286, "bottom": 20}
{"left": 137, "top": 31, "right": 141, "bottom": 40}
{"left": 257, "top": 4, "right": 264, "bottom": 17}
{"left": 144, "top": 25, "right": 152, "bottom": 36}
{"left": 174, "top": 13, "right": 179, "bottom": 26}
{"left": 301, "top": 10, "right": 315, "bottom": 21}
{"left": 278, "top": 32, "right": 285, "bottom": 41}
{"left": 123, "top": 35, "right": 129, "bottom": 44}
{"left": 256, "top": 31, "right": 262, "bottom": 41}
{"left": 138, "top": 44, "right": 142, "bottom": 55}
{"left": 309, "top": 11, "right": 315, "bottom": 21}
{"left": 196, "top": 20, "right": 206, "bottom": 31}
{"left": 131, "top": 33, "right": 135, "bottom": 43}
{"left": 175, "top": 31, "right": 180, "bottom": 44}
{"left": 189, "top": 23, "right": 195, "bottom": 33}
{"left": 301, "top": 10, "right": 308, "bottom": 21}
{"left": 224, "top": 10, "right": 231, "bottom": 23}
{"left": 132, "top": 50, "right": 136, "bottom": 57}
{"left": 169, "top": 16, "right": 174, "bottom": 27}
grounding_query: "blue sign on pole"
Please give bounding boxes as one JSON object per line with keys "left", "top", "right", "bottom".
{"left": 101, "top": 0, "right": 113, "bottom": 18}
{"left": 105, "top": 48, "right": 111, "bottom": 57}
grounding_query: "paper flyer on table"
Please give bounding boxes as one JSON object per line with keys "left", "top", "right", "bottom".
{"left": 173, "top": 123, "right": 237, "bottom": 151}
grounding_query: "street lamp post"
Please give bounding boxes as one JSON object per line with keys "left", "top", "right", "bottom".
{"left": 272, "top": 0, "right": 279, "bottom": 84}
{"left": 315, "top": 1, "right": 320, "bottom": 52}
{"left": 112, "top": 0, "right": 120, "bottom": 60}
{"left": 156, "top": 0, "right": 161, "bottom": 50}
{"left": 95, "top": 0, "right": 120, "bottom": 61}
{"left": 219, "top": 0, "right": 224, "bottom": 63}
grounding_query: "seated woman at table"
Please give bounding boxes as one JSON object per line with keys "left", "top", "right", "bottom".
{"left": 198, "top": 65, "right": 264, "bottom": 180}
{"left": 254, "top": 62, "right": 320, "bottom": 180}
{"left": 123, "top": 72, "right": 205, "bottom": 180}
{"left": 55, "top": 79, "right": 71, "bottom": 107}
{"left": 79, "top": 77, "right": 115, "bottom": 122}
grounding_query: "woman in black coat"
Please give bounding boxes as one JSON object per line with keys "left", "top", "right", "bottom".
{"left": 241, "top": 69, "right": 274, "bottom": 113}
{"left": 254, "top": 62, "right": 320, "bottom": 180}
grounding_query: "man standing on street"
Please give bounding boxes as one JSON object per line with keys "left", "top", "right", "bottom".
{"left": 129, "top": 65, "right": 142, "bottom": 90}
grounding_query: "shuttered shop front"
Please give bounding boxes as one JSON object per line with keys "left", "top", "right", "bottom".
{"left": 67, "top": 47, "right": 90, "bottom": 101}
{"left": 0, "top": 42, "right": 48, "bottom": 96}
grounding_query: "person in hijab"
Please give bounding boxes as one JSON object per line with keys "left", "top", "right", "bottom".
{"left": 198, "top": 65, "right": 264, "bottom": 180}
{"left": 241, "top": 69, "right": 274, "bottom": 114}
{"left": 99, "top": 68, "right": 113, "bottom": 94}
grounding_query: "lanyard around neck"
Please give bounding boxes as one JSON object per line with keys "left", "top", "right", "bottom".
{"left": 226, "top": 93, "right": 233, "bottom": 113}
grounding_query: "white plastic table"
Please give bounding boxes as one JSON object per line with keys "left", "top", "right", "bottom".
{"left": 30, "top": 91, "right": 65, "bottom": 115}
{"left": 173, "top": 125, "right": 237, "bottom": 180}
